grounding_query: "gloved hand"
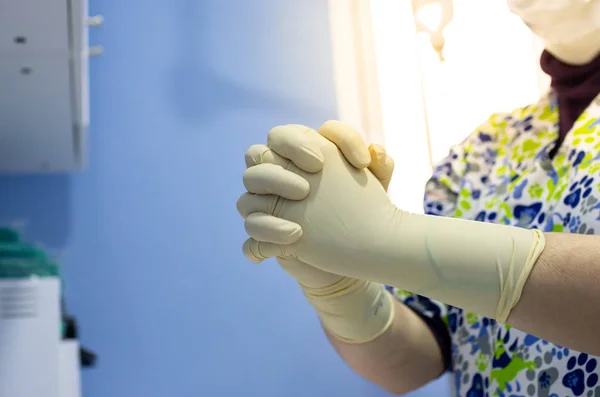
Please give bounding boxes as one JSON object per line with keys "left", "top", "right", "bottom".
{"left": 239, "top": 122, "right": 546, "bottom": 323}
{"left": 238, "top": 121, "right": 395, "bottom": 343}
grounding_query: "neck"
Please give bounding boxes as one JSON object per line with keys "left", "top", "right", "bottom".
{"left": 540, "top": 50, "right": 600, "bottom": 157}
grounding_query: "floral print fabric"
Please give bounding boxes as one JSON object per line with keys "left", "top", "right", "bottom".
{"left": 392, "top": 91, "right": 600, "bottom": 397}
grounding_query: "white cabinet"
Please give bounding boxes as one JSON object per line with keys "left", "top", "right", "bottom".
{"left": 0, "top": 0, "right": 100, "bottom": 173}
{"left": 0, "top": 0, "right": 69, "bottom": 52}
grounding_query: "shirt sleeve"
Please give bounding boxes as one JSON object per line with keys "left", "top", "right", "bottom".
{"left": 386, "top": 113, "right": 508, "bottom": 373}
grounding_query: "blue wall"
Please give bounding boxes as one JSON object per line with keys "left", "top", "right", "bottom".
{"left": 0, "top": 1, "right": 448, "bottom": 396}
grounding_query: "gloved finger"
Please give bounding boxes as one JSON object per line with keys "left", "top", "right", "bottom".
{"left": 277, "top": 257, "right": 343, "bottom": 289}
{"left": 245, "top": 144, "right": 289, "bottom": 169}
{"left": 244, "top": 212, "right": 302, "bottom": 245}
{"left": 243, "top": 163, "right": 310, "bottom": 200}
{"left": 236, "top": 192, "right": 278, "bottom": 218}
{"left": 318, "top": 120, "right": 371, "bottom": 169}
{"left": 267, "top": 125, "right": 324, "bottom": 173}
{"left": 368, "top": 144, "right": 395, "bottom": 192}
{"left": 242, "top": 238, "right": 286, "bottom": 264}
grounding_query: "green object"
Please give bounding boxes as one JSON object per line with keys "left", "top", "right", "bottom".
{"left": 0, "top": 228, "right": 20, "bottom": 243}
{"left": 0, "top": 258, "right": 59, "bottom": 278}
{"left": 0, "top": 229, "right": 60, "bottom": 278}
{"left": 0, "top": 229, "right": 62, "bottom": 335}
{"left": 0, "top": 243, "right": 48, "bottom": 261}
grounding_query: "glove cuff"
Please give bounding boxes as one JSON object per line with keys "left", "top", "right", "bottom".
{"left": 302, "top": 278, "right": 394, "bottom": 344}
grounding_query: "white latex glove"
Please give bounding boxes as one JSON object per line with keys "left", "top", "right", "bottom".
{"left": 239, "top": 123, "right": 545, "bottom": 323}
{"left": 238, "top": 121, "right": 395, "bottom": 342}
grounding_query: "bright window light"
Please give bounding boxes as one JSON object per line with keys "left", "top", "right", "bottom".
{"left": 415, "top": 2, "right": 443, "bottom": 33}
{"left": 415, "top": 0, "right": 547, "bottom": 164}
{"left": 369, "top": 0, "right": 433, "bottom": 213}
{"left": 369, "top": 0, "right": 549, "bottom": 213}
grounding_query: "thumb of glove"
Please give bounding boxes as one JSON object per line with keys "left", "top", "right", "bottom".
{"left": 368, "top": 144, "right": 394, "bottom": 192}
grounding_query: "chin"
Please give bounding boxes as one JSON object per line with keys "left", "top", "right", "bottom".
{"left": 544, "top": 31, "right": 600, "bottom": 65}
{"left": 545, "top": 48, "right": 600, "bottom": 66}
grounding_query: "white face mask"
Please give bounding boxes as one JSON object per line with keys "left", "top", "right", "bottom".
{"left": 507, "top": 0, "right": 600, "bottom": 64}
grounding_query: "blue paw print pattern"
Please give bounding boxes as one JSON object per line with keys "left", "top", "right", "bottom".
{"left": 513, "top": 115, "right": 534, "bottom": 131}
{"left": 551, "top": 346, "right": 570, "bottom": 360}
{"left": 475, "top": 211, "right": 498, "bottom": 223}
{"left": 466, "top": 374, "right": 484, "bottom": 397}
{"left": 563, "top": 175, "right": 594, "bottom": 208}
{"left": 513, "top": 178, "right": 528, "bottom": 199}
{"left": 477, "top": 132, "right": 493, "bottom": 143}
{"left": 568, "top": 148, "right": 587, "bottom": 167}
{"left": 513, "top": 202, "right": 542, "bottom": 226}
{"left": 562, "top": 353, "right": 598, "bottom": 396}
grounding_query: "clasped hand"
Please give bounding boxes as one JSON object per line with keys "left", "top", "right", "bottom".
{"left": 237, "top": 121, "right": 396, "bottom": 287}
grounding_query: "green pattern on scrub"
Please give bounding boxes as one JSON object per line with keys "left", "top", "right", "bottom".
{"left": 388, "top": 92, "right": 600, "bottom": 397}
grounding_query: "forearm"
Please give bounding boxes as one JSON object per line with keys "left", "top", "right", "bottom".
{"left": 326, "top": 297, "right": 445, "bottom": 395}
{"left": 384, "top": 215, "right": 600, "bottom": 354}
{"left": 377, "top": 216, "right": 600, "bottom": 354}
{"left": 508, "top": 232, "right": 600, "bottom": 355}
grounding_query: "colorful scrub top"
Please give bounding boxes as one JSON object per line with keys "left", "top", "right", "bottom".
{"left": 392, "top": 91, "right": 600, "bottom": 397}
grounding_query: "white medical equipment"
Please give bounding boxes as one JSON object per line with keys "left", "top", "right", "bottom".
{"left": 0, "top": 225, "right": 87, "bottom": 397}
{"left": 0, "top": 277, "right": 63, "bottom": 397}
{"left": 0, "top": 0, "right": 102, "bottom": 173}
